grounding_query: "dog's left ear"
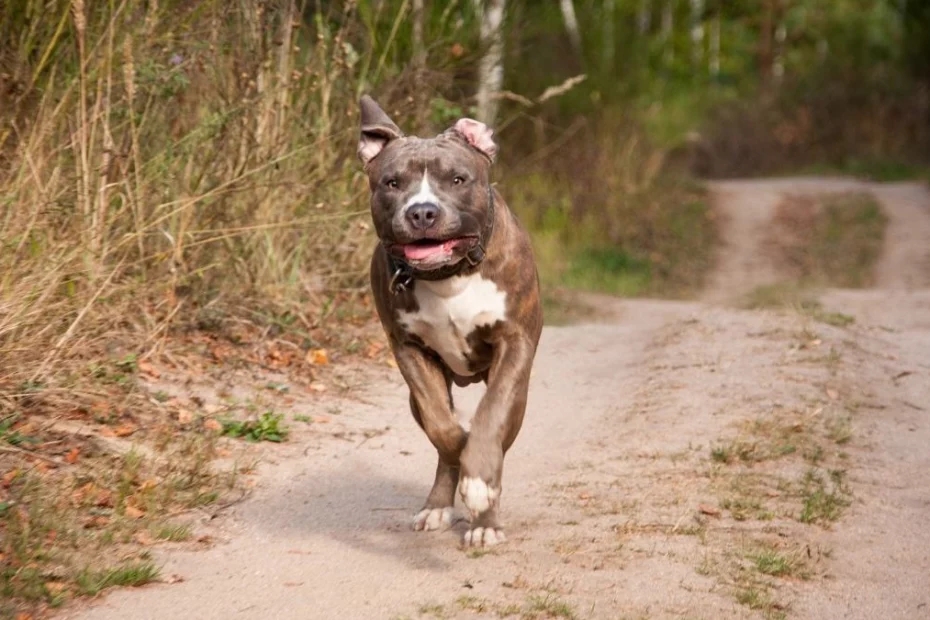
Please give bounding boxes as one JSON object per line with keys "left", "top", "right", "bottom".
{"left": 451, "top": 118, "right": 498, "bottom": 162}
{"left": 358, "top": 95, "right": 403, "bottom": 165}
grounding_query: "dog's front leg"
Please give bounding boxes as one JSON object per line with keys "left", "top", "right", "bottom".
{"left": 392, "top": 339, "right": 468, "bottom": 466}
{"left": 458, "top": 330, "right": 536, "bottom": 546}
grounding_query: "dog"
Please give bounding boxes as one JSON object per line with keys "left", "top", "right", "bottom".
{"left": 357, "top": 96, "right": 543, "bottom": 547}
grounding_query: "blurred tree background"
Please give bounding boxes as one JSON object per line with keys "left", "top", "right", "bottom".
{"left": 1, "top": 0, "right": 929, "bottom": 386}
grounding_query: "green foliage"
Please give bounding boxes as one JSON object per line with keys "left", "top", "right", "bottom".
{"left": 75, "top": 562, "right": 160, "bottom": 596}
{"left": 221, "top": 412, "right": 289, "bottom": 443}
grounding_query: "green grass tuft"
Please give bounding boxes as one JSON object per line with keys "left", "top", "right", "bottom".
{"left": 75, "top": 562, "right": 160, "bottom": 596}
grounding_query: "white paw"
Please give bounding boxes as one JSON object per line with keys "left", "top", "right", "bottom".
{"left": 458, "top": 476, "right": 499, "bottom": 517}
{"left": 412, "top": 506, "right": 453, "bottom": 532}
{"left": 463, "top": 526, "right": 506, "bottom": 548}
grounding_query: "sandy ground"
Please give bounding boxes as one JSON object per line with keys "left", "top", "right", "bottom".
{"left": 66, "top": 179, "right": 930, "bottom": 620}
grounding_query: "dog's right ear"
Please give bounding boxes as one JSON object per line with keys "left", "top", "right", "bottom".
{"left": 358, "top": 95, "right": 403, "bottom": 165}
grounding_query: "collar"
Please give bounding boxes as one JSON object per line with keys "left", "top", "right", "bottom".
{"left": 387, "top": 184, "right": 495, "bottom": 295}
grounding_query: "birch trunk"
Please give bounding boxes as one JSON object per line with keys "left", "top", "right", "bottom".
{"left": 690, "top": 0, "right": 704, "bottom": 70}
{"left": 661, "top": 0, "right": 675, "bottom": 65}
{"left": 559, "top": 0, "right": 583, "bottom": 60}
{"left": 709, "top": 1, "right": 720, "bottom": 78}
{"left": 476, "top": 0, "right": 506, "bottom": 125}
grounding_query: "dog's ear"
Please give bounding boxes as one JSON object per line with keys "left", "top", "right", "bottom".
{"left": 450, "top": 118, "right": 498, "bottom": 162}
{"left": 358, "top": 95, "right": 402, "bottom": 165}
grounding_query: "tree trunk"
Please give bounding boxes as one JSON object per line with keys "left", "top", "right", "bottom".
{"left": 603, "top": 0, "right": 616, "bottom": 73}
{"left": 412, "top": 0, "right": 425, "bottom": 68}
{"left": 709, "top": 0, "right": 720, "bottom": 78}
{"left": 690, "top": 0, "right": 704, "bottom": 70}
{"left": 476, "top": 0, "right": 506, "bottom": 126}
{"left": 559, "top": 0, "right": 583, "bottom": 61}
{"left": 661, "top": 0, "right": 675, "bottom": 65}
{"left": 638, "top": 0, "right": 651, "bottom": 35}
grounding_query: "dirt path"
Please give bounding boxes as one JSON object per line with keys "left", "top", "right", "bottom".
{"left": 67, "top": 179, "right": 930, "bottom": 620}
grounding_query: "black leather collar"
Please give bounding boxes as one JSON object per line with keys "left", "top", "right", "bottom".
{"left": 387, "top": 184, "right": 495, "bottom": 295}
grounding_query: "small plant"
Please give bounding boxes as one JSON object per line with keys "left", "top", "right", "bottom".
{"left": 75, "top": 562, "right": 160, "bottom": 596}
{"left": 826, "top": 415, "right": 853, "bottom": 445}
{"left": 799, "top": 468, "right": 851, "bottom": 524}
{"left": 155, "top": 523, "right": 192, "bottom": 542}
{"left": 221, "top": 412, "right": 289, "bottom": 442}
{"left": 293, "top": 414, "right": 313, "bottom": 424}
{"left": 749, "top": 548, "right": 804, "bottom": 578}
{"left": 710, "top": 445, "right": 732, "bottom": 464}
{"left": 523, "top": 594, "right": 577, "bottom": 619}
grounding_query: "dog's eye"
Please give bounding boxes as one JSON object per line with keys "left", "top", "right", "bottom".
{"left": 452, "top": 176, "right": 466, "bottom": 185}
{"left": 385, "top": 179, "right": 399, "bottom": 189}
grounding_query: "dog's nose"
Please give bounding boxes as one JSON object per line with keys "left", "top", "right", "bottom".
{"left": 406, "top": 203, "right": 440, "bottom": 230}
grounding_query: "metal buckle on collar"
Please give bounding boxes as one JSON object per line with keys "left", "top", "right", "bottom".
{"left": 465, "top": 243, "right": 485, "bottom": 267}
{"left": 390, "top": 266, "right": 414, "bottom": 294}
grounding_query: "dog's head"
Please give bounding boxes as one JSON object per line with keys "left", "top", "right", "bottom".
{"left": 357, "top": 95, "right": 498, "bottom": 272}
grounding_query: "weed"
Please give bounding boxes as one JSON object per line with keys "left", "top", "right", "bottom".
{"left": 748, "top": 548, "right": 805, "bottom": 578}
{"left": 456, "top": 595, "right": 489, "bottom": 612}
{"left": 221, "top": 412, "right": 289, "bottom": 442}
{"left": 522, "top": 594, "right": 578, "bottom": 619}
{"left": 799, "top": 468, "right": 851, "bottom": 524}
{"left": 293, "top": 414, "right": 313, "bottom": 424}
{"left": 75, "top": 562, "right": 160, "bottom": 596}
{"left": 155, "top": 523, "right": 192, "bottom": 542}
{"left": 417, "top": 602, "right": 447, "bottom": 618}
{"left": 826, "top": 415, "right": 853, "bottom": 445}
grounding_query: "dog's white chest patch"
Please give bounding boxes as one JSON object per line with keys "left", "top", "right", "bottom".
{"left": 398, "top": 274, "right": 507, "bottom": 376}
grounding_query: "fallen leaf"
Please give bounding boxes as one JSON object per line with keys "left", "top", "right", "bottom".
{"left": 578, "top": 492, "right": 591, "bottom": 500}
{"left": 699, "top": 504, "right": 722, "bottom": 517}
{"left": 114, "top": 423, "right": 137, "bottom": 437}
{"left": 826, "top": 388, "right": 839, "bottom": 401}
{"left": 313, "top": 415, "right": 331, "bottom": 424}
{"left": 308, "top": 382, "right": 327, "bottom": 393}
{"left": 124, "top": 505, "right": 145, "bottom": 519}
{"left": 165, "top": 574, "right": 185, "bottom": 584}
{"left": 306, "top": 348, "right": 329, "bottom": 365}
{"left": 44, "top": 581, "right": 67, "bottom": 596}
{"left": 283, "top": 581, "right": 304, "bottom": 587}
{"left": 84, "top": 515, "right": 110, "bottom": 529}
{"left": 2, "top": 469, "right": 20, "bottom": 487}
{"left": 95, "top": 489, "right": 114, "bottom": 507}
{"left": 204, "top": 419, "right": 223, "bottom": 432}
{"left": 138, "top": 360, "right": 161, "bottom": 378}
{"left": 139, "top": 478, "right": 158, "bottom": 492}
{"left": 65, "top": 447, "right": 80, "bottom": 464}
{"left": 16, "top": 613, "right": 34, "bottom": 620}
{"left": 386, "top": 357, "right": 398, "bottom": 369}
{"left": 177, "top": 409, "right": 194, "bottom": 425}
{"left": 133, "top": 531, "right": 155, "bottom": 545}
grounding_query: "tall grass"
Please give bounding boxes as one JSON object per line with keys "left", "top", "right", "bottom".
{"left": 0, "top": 0, "right": 445, "bottom": 402}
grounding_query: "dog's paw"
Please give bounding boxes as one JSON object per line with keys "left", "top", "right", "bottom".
{"left": 412, "top": 506, "right": 453, "bottom": 532}
{"left": 458, "top": 476, "right": 499, "bottom": 517}
{"left": 463, "top": 526, "right": 506, "bottom": 548}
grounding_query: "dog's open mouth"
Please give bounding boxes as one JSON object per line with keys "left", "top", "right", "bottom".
{"left": 396, "top": 237, "right": 475, "bottom": 262}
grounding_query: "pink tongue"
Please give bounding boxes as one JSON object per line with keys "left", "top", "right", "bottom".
{"left": 403, "top": 239, "right": 457, "bottom": 260}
